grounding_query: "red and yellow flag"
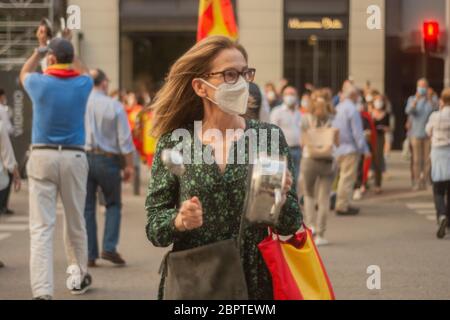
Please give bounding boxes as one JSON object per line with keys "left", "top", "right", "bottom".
{"left": 197, "top": 0, "right": 238, "bottom": 42}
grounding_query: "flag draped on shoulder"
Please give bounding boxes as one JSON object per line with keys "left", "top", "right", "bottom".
{"left": 197, "top": 0, "right": 238, "bottom": 42}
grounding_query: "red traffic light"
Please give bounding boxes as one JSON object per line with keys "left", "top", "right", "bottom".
{"left": 423, "top": 21, "right": 439, "bottom": 52}
{"left": 423, "top": 21, "right": 439, "bottom": 40}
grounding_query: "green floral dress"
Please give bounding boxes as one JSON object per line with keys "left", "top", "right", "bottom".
{"left": 145, "top": 119, "right": 302, "bottom": 300}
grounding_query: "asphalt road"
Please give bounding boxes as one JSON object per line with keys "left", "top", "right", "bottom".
{"left": 0, "top": 152, "right": 449, "bottom": 300}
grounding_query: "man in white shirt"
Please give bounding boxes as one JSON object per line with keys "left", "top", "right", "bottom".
{"left": 0, "top": 89, "right": 16, "bottom": 215}
{"left": 0, "top": 89, "right": 13, "bottom": 135}
{"left": 270, "top": 86, "right": 302, "bottom": 190}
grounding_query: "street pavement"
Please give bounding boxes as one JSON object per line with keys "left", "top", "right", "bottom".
{"left": 0, "top": 152, "right": 449, "bottom": 300}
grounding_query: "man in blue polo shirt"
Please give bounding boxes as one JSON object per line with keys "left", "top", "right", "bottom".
{"left": 20, "top": 26, "right": 93, "bottom": 300}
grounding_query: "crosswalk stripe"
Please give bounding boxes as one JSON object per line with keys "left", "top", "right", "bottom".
{"left": 407, "top": 203, "right": 435, "bottom": 209}
{"left": 426, "top": 216, "right": 437, "bottom": 221}
{"left": 0, "top": 224, "right": 28, "bottom": 231}
{"left": 0, "top": 232, "right": 11, "bottom": 241}
{"left": 416, "top": 210, "right": 436, "bottom": 215}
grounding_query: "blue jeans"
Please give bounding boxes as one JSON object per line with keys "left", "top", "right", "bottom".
{"left": 84, "top": 154, "right": 122, "bottom": 260}
{"left": 289, "top": 146, "right": 302, "bottom": 191}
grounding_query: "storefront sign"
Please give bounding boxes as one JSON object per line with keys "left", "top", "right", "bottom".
{"left": 288, "top": 17, "right": 344, "bottom": 30}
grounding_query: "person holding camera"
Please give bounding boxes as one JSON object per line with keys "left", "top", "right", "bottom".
{"left": 20, "top": 26, "right": 93, "bottom": 300}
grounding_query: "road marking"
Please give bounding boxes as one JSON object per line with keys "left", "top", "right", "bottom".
{"left": 416, "top": 210, "right": 436, "bottom": 215}
{"left": 0, "top": 232, "right": 11, "bottom": 241}
{"left": 406, "top": 203, "right": 435, "bottom": 209}
{"left": 0, "top": 224, "right": 28, "bottom": 231}
{"left": 365, "top": 190, "right": 430, "bottom": 203}
{"left": 407, "top": 202, "right": 437, "bottom": 223}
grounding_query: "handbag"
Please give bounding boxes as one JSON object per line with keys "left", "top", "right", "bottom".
{"left": 258, "top": 225, "right": 335, "bottom": 300}
{"left": 161, "top": 238, "right": 248, "bottom": 300}
{"left": 160, "top": 204, "right": 249, "bottom": 300}
{"left": 302, "top": 115, "right": 336, "bottom": 160}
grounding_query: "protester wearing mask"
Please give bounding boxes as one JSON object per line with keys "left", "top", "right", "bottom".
{"left": 405, "top": 78, "right": 438, "bottom": 190}
{"left": 245, "top": 82, "right": 271, "bottom": 122}
{"left": 371, "top": 95, "right": 390, "bottom": 194}
{"left": 365, "top": 93, "right": 374, "bottom": 105}
{"left": 426, "top": 88, "right": 450, "bottom": 239}
{"left": 124, "top": 92, "right": 144, "bottom": 193}
{"left": 125, "top": 92, "right": 144, "bottom": 155}
{"left": 300, "top": 90, "right": 339, "bottom": 246}
{"left": 0, "top": 89, "right": 16, "bottom": 215}
{"left": 299, "top": 92, "right": 311, "bottom": 114}
{"left": 264, "top": 82, "right": 281, "bottom": 109}
{"left": 353, "top": 93, "right": 376, "bottom": 200}
{"left": 333, "top": 83, "right": 369, "bottom": 215}
{"left": 270, "top": 86, "right": 303, "bottom": 190}
{"left": 146, "top": 36, "right": 301, "bottom": 300}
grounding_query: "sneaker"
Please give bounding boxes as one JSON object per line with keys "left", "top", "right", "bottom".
{"left": 0, "top": 260, "right": 4, "bottom": 268}
{"left": 32, "top": 295, "right": 52, "bottom": 300}
{"left": 437, "top": 216, "right": 448, "bottom": 239}
{"left": 314, "top": 236, "right": 329, "bottom": 247}
{"left": 353, "top": 189, "right": 362, "bottom": 201}
{"left": 71, "top": 273, "right": 92, "bottom": 295}
{"left": 336, "top": 206, "right": 360, "bottom": 216}
{"left": 101, "top": 251, "right": 126, "bottom": 266}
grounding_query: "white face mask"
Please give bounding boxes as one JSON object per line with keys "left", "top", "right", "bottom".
{"left": 301, "top": 99, "right": 309, "bottom": 108}
{"left": 374, "top": 100, "right": 384, "bottom": 110}
{"left": 283, "top": 95, "right": 298, "bottom": 107}
{"left": 365, "top": 95, "right": 373, "bottom": 103}
{"left": 267, "top": 91, "right": 276, "bottom": 101}
{"left": 200, "top": 76, "right": 249, "bottom": 115}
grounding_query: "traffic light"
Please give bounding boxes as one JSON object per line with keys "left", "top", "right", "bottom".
{"left": 423, "top": 20, "right": 439, "bottom": 53}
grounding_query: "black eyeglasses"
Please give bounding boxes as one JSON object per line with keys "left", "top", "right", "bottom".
{"left": 204, "top": 68, "right": 256, "bottom": 84}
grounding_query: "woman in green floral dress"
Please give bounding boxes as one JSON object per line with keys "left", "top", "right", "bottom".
{"left": 145, "top": 36, "right": 302, "bottom": 300}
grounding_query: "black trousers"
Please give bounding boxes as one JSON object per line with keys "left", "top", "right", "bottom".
{"left": 0, "top": 172, "right": 13, "bottom": 211}
{"left": 432, "top": 180, "right": 450, "bottom": 222}
{"left": 373, "top": 133, "right": 385, "bottom": 188}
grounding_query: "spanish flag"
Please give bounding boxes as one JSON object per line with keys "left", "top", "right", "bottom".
{"left": 197, "top": 0, "right": 238, "bottom": 42}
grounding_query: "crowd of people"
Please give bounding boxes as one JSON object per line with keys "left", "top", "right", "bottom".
{"left": 0, "top": 23, "right": 449, "bottom": 300}
{"left": 253, "top": 76, "right": 448, "bottom": 244}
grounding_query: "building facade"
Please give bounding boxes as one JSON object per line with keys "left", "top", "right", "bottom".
{"left": 68, "top": 0, "right": 385, "bottom": 94}
{"left": 2, "top": 0, "right": 449, "bottom": 148}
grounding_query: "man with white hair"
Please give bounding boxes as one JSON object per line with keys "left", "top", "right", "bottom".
{"left": 332, "top": 82, "right": 369, "bottom": 215}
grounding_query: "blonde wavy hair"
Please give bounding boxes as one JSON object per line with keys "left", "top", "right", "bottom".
{"left": 150, "top": 36, "right": 248, "bottom": 138}
{"left": 310, "top": 88, "right": 335, "bottom": 119}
